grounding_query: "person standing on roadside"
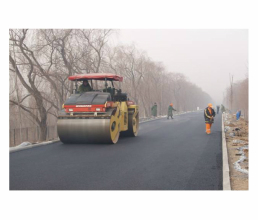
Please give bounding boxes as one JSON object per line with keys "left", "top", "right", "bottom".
{"left": 221, "top": 104, "right": 225, "bottom": 113}
{"left": 236, "top": 110, "right": 241, "bottom": 120}
{"left": 167, "top": 103, "right": 176, "bottom": 119}
{"left": 204, "top": 103, "right": 216, "bottom": 134}
{"left": 151, "top": 103, "right": 157, "bottom": 118}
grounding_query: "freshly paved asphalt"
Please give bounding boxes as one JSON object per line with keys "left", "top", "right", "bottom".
{"left": 10, "top": 111, "right": 222, "bottom": 190}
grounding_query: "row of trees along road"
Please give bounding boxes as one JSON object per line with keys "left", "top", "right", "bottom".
{"left": 9, "top": 29, "right": 213, "bottom": 143}
{"left": 223, "top": 75, "right": 248, "bottom": 120}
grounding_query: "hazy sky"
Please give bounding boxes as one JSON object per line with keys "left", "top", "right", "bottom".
{"left": 111, "top": 29, "right": 248, "bottom": 104}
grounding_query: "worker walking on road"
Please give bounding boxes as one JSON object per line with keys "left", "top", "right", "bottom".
{"left": 151, "top": 103, "right": 157, "bottom": 118}
{"left": 216, "top": 105, "right": 220, "bottom": 114}
{"left": 204, "top": 103, "right": 216, "bottom": 134}
{"left": 167, "top": 103, "right": 176, "bottom": 119}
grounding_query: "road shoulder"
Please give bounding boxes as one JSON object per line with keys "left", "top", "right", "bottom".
{"left": 222, "top": 113, "right": 231, "bottom": 190}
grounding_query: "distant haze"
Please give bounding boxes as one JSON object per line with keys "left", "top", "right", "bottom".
{"left": 111, "top": 29, "right": 248, "bottom": 105}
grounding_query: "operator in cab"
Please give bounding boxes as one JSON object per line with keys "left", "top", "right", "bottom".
{"left": 78, "top": 80, "right": 92, "bottom": 93}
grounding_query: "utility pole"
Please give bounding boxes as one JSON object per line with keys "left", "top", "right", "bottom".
{"left": 229, "top": 73, "right": 234, "bottom": 111}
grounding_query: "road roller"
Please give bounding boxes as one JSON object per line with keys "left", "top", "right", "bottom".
{"left": 57, "top": 73, "right": 139, "bottom": 144}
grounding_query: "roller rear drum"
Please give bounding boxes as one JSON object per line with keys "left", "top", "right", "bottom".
{"left": 121, "top": 110, "right": 139, "bottom": 137}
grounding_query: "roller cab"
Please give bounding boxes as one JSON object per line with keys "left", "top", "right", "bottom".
{"left": 57, "top": 73, "right": 139, "bottom": 144}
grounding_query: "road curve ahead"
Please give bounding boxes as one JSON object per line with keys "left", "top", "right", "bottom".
{"left": 10, "top": 111, "right": 222, "bottom": 190}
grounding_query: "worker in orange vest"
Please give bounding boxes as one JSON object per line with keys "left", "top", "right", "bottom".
{"left": 204, "top": 103, "right": 216, "bottom": 134}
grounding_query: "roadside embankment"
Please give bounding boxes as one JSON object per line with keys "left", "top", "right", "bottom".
{"left": 222, "top": 112, "right": 249, "bottom": 190}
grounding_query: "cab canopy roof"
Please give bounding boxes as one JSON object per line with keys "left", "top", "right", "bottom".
{"left": 68, "top": 73, "right": 123, "bottom": 82}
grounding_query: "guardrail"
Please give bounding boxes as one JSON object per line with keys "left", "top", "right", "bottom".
{"left": 9, "top": 125, "right": 58, "bottom": 147}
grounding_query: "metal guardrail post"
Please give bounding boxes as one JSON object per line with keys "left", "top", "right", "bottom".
{"left": 37, "top": 127, "right": 39, "bottom": 141}
{"left": 47, "top": 127, "right": 49, "bottom": 140}
{"left": 14, "top": 129, "right": 16, "bottom": 146}
{"left": 26, "top": 128, "right": 28, "bottom": 141}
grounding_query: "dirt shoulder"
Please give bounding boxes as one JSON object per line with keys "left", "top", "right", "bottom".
{"left": 223, "top": 112, "right": 249, "bottom": 190}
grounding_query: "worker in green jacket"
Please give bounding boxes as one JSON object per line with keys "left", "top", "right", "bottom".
{"left": 167, "top": 103, "right": 176, "bottom": 119}
{"left": 151, "top": 103, "right": 157, "bottom": 118}
{"left": 78, "top": 80, "right": 92, "bottom": 93}
{"left": 221, "top": 104, "right": 225, "bottom": 113}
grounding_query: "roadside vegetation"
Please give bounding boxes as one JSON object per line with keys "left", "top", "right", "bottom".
{"left": 223, "top": 75, "right": 248, "bottom": 121}
{"left": 223, "top": 76, "right": 249, "bottom": 190}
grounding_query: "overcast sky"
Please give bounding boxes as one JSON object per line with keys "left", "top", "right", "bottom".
{"left": 111, "top": 29, "right": 248, "bottom": 104}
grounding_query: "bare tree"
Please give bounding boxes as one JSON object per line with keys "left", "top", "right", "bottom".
{"left": 10, "top": 29, "right": 53, "bottom": 141}
{"left": 9, "top": 29, "right": 215, "bottom": 146}
{"left": 229, "top": 73, "right": 234, "bottom": 111}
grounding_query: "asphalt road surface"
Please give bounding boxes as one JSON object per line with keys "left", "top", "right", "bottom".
{"left": 10, "top": 111, "right": 222, "bottom": 190}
